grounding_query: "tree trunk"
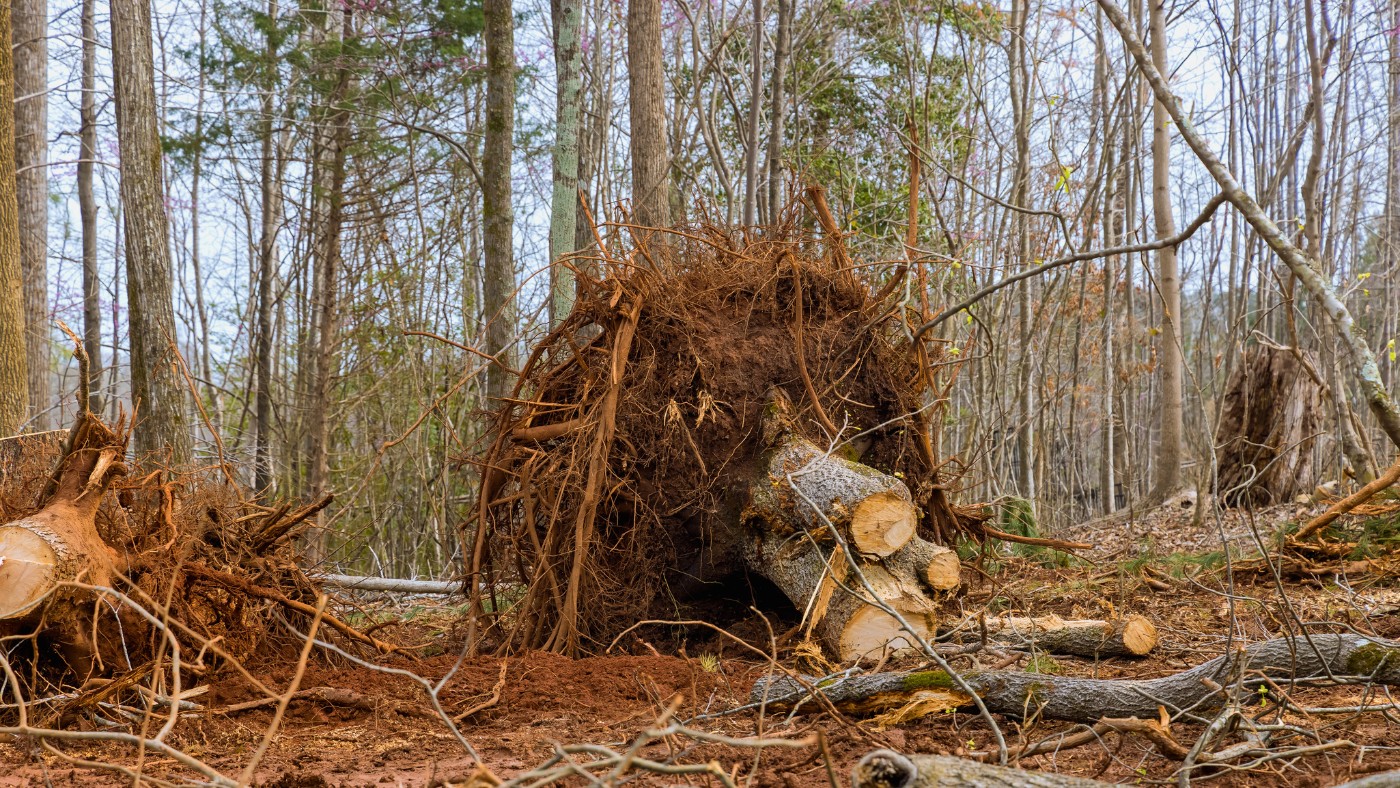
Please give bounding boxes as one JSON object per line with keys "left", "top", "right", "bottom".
{"left": 765, "top": 0, "right": 791, "bottom": 220}
{"left": 110, "top": 0, "right": 191, "bottom": 462}
{"left": 742, "top": 0, "right": 762, "bottom": 226}
{"left": 627, "top": 0, "right": 672, "bottom": 230}
{"left": 254, "top": 0, "right": 284, "bottom": 495}
{"left": 738, "top": 393, "right": 940, "bottom": 661}
{"left": 483, "top": 0, "right": 516, "bottom": 419}
{"left": 0, "top": 1, "right": 30, "bottom": 435}
{"left": 743, "top": 530, "right": 936, "bottom": 661}
{"left": 1148, "top": 0, "right": 1183, "bottom": 501}
{"left": 301, "top": 8, "right": 353, "bottom": 561}
{"left": 1214, "top": 346, "right": 1325, "bottom": 506}
{"left": 853, "top": 750, "right": 1117, "bottom": 788}
{"left": 753, "top": 634, "right": 1400, "bottom": 724}
{"left": 550, "top": 0, "right": 583, "bottom": 327}
{"left": 0, "top": 412, "right": 128, "bottom": 679}
{"left": 14, "top": 0, "right": 49, "bottom": 429}
{"left": 80, "top": 0, "right": 103, "bottom": 416}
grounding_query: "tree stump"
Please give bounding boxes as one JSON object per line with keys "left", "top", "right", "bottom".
{"left": 1214, "top": 346, "right": 1325, "bottom": 506}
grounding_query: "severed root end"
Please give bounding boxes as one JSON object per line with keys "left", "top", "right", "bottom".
{"left": 841, "top": 599, "right": 937, "bottom": 661}
{"left": 851, "top": 491, "right": 918, "bottom": 558}
{"left": 921, "top": 546, "right": 961, "bottom": 591}
{"left": 0, "top": 526, "right": 58, "bottom": 619}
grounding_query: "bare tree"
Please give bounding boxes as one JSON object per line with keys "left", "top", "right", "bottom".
{"left": 742, "top": 0, "right": 762, "bottom": 226}
{"left": 13, "top": 0, "right": 48, "bottom": 428}
{"left": 765, "top": 0, "right": 792, "bottom": 221}
{"left": 110, "top": 0, "right": 192, "bottom": 461}
{"left": 255, "top": 0, "right": 284, "bottom": 495}
{"left": 0, "top": 0, "right": 29, "bottom": 434}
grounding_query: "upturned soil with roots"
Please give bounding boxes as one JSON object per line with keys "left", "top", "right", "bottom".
{"left": 468, "top": 222, "right": 982, "bottom": 655}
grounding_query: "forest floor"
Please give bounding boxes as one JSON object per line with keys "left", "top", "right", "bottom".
{"left": 3, "top": 498, "right": 1399, "bottom": 787}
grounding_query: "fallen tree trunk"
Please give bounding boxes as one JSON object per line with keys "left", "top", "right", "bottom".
{"left": 940, "top": 614, "right": 1157, "bottom": 657}
{"left": 886, "top": 537, "right": 961, "bottom": 592}
{"left": 743, "top": 530, "right": 938, "bottom": 661}
{"left": 0, "top": 413, "right": 128, "bottom": 677}
{"left": 744, "top": 432, "right": 917, "bottom": 558}
{"left": 752, "top": 634, "right": 1400, "bottom": 723}
{"left": 852, "top": 749, "right": 1116, "bottom": 788}
{"left": 738, "top": 390, "right": 941, "bottom": 661}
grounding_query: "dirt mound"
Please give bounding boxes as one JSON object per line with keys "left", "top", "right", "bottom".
{"left": 468, "top": 211, "right": 983, "bottom": 655}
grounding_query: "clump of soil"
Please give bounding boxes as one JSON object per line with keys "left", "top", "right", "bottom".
{"left": 468, "top": 215, "right": 983, "bottom": 655}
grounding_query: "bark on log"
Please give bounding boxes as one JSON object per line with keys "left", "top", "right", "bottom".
{"left": 941, "top": 614, "right": 1157, "bottom": 657}
{"left": 752, "top": 634, "right": 1400, "bottom": 723}
{"left": 885, "top": 537, "right": 961, "bottom": 592}
{"left": 852, "top": 750, "right": 1116, "bottom": 788}
{"left": 1334, "top": 772, "right": 1400, "bottom": 788}
{"left": 744, "top": 530, "right": 937, "bottom": 661}
{"left": 745, "top": 432, "right": 916, "bottom": 558}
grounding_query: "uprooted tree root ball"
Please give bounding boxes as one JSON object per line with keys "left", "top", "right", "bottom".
{"left": 467, "top": 218, "right": 987, "bottom": 656}
{"left": 0, "top": 413, "right": 388, "bottom": 707}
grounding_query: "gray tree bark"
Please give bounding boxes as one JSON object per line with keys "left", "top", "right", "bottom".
{"left": 0, "top": 0, "right": 30, "bottom": 434}
{"left": 80, "top": 0, "right": 102, "bottom": 415}
{"left": 742, "top": 0, "right": 762, "bottom": 226}
{"left": 764, "top": 0, "right": 791, "bottom": 221}
{"left": 483, "top": 0, "right": 516, "bottom": 415}
{"left": 110, "top": 0, "right": 192, "bottom": 462}
{"left": 14, "top": 0, "right": 49, "bottom": 428}
{"left": 853, "top": 750, "right": 1116, "bottom": 788}
{"left": 754, "top": 634, "right": 1400, "bottom": 723}
{"left": 1147, "top": 0, "right": 1183, "bottom": 500}
{"left": 254, "top": 0, "right": 284, "bottom": 495}
{"left": 550, "top": 0, "right": 583, "bottom": 327}
{"left": 627, "top": 0, "right": 672, "bottom": 230}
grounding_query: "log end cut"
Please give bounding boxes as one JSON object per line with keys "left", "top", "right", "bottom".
{"left": 0, "top": 525, "right": 59, "bottom": 620}
{"left": 1118, "top": 615, "right": 1158, "bottom": 657}
{"left": 852, "top": 749, "right": 918, "bottom": 788}
{"left": 851, "top": 491, "right": 918, "bottom": 558}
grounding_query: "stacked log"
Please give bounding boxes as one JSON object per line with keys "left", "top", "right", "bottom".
{"left": 738, "top": 391, "right": 960, "bottom": 661}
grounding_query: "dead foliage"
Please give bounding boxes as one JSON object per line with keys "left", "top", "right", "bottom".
{"left": 466, "top": 207, "right": 984, "bottom": 656}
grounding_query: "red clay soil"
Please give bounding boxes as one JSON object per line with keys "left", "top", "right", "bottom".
{"left": 5, "top": 574, "right": 1400, "bottom": 788}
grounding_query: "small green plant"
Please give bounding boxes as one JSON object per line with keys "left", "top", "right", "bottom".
{"left": 1024, "top": 654, "right": 1061, "bottom": 675}
{"left": 697, "top": 653, "right": 721, "bottom": 673}
{"left": 996, "top": 497, "right": 1072, "bottom": 568}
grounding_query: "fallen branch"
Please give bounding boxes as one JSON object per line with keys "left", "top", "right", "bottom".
{"left": 753, "top": 634, "right": 1400, "bottom": 724}
{"left": 1293, "top": 455, "right": 1400, "bottom": 541}
{"left": 315, "top": 573, "right": 459, "bottom": 595}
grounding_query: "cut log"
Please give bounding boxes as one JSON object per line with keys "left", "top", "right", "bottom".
{"left": 940, "top": 614, "right": 1157, "bottom": 657}
{"left": 745, "top": 432, "right": 917, "bottom": 559}
{"left": 744, "top": 530, "right": 937, "bottom": 661}
{"left": 852, "top": 749, "right": 1116, "bottom": 788}
{"left": 0, "top": 413, "right": 128, "bottom": 676}
{"left": 752, "top": 634, "right": 1400, "bottom": 724}
{"left": 886, "top": 537, "right": 961, "bottom": 592}
{"left": 736, "top": 389, "right": 940, "bottom": 661}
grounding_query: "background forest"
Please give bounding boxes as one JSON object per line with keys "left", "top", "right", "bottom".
{"left": 3, "top": 0, "right": 1399, "bottom": 579}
